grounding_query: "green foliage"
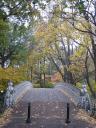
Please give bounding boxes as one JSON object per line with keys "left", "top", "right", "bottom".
{"left": 76, "top": 82, "right": 82, "bottom": 89}
{"left": 0, "top": 21, "right": 28, "bottom": 67}
{"left": 45, "top": 81, "right": 54, "bottom": 88}
{"left": 76, "top": 81, "right": 96, "bottom": 95}
{"left": 33, "top": 83, "right": 41, "bottom": 88}
{"left": 0, "top": 0, "right": 31, "bottom": 21}
{"left": 76, "top": 0, "right": 85, "bottom": 13}
{"left": 0, "top": 0, "right": 51, "bottom": 23}
{"left": 33, "top": 81, "right": 54, "bottom": 88}
{"left": 0, "top": 19, "right": 9, "bottom": 48}
{"left": 11, "top": 45, "right": 28, "bottom": 65}
{"left": 33, "top": 0, "right": 38, "bottom": 4}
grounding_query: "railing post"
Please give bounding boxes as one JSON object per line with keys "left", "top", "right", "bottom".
{"left": 65, "top": 103, "right": 71, "bottom": 123}
{"left": 26, "top": 102, "right": 31, "bottom": 123}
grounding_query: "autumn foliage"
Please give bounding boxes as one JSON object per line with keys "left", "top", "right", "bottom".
{"left": 0, "top": 66, "right": 27, "bottom": 91}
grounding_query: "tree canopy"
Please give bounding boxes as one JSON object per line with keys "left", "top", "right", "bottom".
{"left": 0, "top": 0, "right": 96, "bottom": 96}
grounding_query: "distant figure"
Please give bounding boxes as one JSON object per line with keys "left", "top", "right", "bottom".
{"left": 5, "top": 80, "right": 15, "bottom": 107}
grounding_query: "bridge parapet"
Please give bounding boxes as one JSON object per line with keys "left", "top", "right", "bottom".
{"left": 13, "top": 81, "right": 33, "bottom": 103}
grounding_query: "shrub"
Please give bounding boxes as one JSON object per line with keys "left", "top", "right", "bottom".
{"left": 45, "top": 81, "right": 54, "bottom": 88}
{"left": 33, "top": 83, "right": 41, "bottom": 88}
{"left": 33, "top": 80, "right": 54, "bottom": 88}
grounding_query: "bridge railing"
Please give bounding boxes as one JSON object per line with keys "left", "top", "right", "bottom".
{"left": 13, "top": 81, "right": 33, "bottom": 103}
{"left": 89, "top": 98, "right": 96, "bottom": 117}
{"left": 78, "top": 93, "right": 96, "bottom": 118}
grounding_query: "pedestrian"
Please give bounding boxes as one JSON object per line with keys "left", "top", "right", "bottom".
{"left": 4, "top": 80, "right": 15, "bottom": 107}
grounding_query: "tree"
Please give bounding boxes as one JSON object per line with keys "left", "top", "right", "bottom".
{"left": 0, "top": 0, "right": 51, "bottom": 23}
{"left": 44, "top": 0, "right": 96, "bottom": 96}
{"left": 0, "top": 21, "right": 29, "bottom": 68}
{"left": 58, "top": 0, "right": 96, "bottom": 83}
{"left": 35, "top": 20, "right": 76, "bottom": 84}
{"left": 0, "top": 19, "right": 10, "bottom": 67}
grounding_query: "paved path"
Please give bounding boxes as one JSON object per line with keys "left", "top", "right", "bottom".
{"left": 21, "top": 88, "right": 70, "bottom": 103}
{"left": 0, "top": 83, "right": 96, "bottom": 128}
{"left": 13, "top": 81, "right": 33, "bottom": 102}
{"left": 55, "top": 83, "right": 80, "bottom": 105}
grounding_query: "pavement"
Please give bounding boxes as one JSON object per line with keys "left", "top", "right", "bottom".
{"left": 0, "top": 82, "right": 96, "bottom": 128}
{"left": 13, "top": 81, "right": 33, "bottom": 102}
{"left": 55, "top": 83, "right": 80, "bottom": 105}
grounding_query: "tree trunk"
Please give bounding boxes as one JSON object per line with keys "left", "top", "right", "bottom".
{"left": 40, "top": 73, "right": 43, "bottom": 88}
{"left": 43, "top": 72, "right": 46, "bottom": 87}
{"left": 43, "top": 56, "right": 46, "bottom": 87}
{"left": 63, "top": 67, "right": 67, "bottom": 82}
{"left": 92, "top": 43, "right": 96, "bottom": 82}
{"left": 85, "top": 51, "right": 96, "bottom": 97}
{"left": 49, "top": 56, "right": 64, "bottom": 81}
{"left": 83, "top": 10, "right": 96, "bottom": 83}
{"left": 38, "top": 60, "right": 43, "bottom": 88}
{"left": 30, "top": 66, "right": 33, "bottom": 83}
{"left": 68, "top": 71, "right": 75, "bottom": 85}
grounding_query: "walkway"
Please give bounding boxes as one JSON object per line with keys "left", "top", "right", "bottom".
{"left": 0, "top": 83, "right": 96, "bottom": 128}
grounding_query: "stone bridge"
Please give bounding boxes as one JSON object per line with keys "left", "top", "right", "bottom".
{"left": 0, "top": 81, "right": 96, "bottom": 128}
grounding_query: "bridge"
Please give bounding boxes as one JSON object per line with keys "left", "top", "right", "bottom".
{"left": 0, "top": 81, "right": 96, "bottom": 128}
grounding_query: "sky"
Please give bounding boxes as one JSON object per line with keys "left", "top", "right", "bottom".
{"left": 37, "top": 0, "right": 56, "bottom": 21}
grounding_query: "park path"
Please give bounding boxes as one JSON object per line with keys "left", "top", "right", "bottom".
{"left": 0, "top": 83, "right": 96, "bottom": 128}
